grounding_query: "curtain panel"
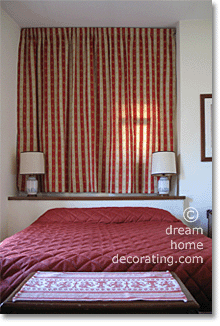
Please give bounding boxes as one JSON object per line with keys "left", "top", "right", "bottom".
{"left": 17, "top": 27, "right": 176, "bottom": 193}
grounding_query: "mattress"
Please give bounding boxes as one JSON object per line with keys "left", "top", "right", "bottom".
{"left": 0, "top": 207, "right": 212, "bottom": 311}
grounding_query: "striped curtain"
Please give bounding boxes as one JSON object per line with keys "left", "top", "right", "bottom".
{"left": 17, "top": 27, "right": 176, "bottom": 193}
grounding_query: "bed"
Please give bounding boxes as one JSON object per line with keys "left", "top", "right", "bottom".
{"left": 0, "top": 207, "right": 212, "bottom": 311}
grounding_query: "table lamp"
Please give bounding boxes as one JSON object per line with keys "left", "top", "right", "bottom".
{"left": 151, "top": 151, "right": 177, "bottom": 195}
{"left": 20, "top": 152, "right": 45, "bottom": 196}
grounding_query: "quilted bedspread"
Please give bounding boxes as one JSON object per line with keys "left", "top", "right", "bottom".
{"left": 0, "top": 207, "right": 212, "bottom": 311}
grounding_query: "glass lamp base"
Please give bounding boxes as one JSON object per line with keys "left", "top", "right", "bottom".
{"left": 158, "top": 176, "right": 169, "bottom": 195}
{"left": 26, "top": 177, "right": 38, "bottom": 196}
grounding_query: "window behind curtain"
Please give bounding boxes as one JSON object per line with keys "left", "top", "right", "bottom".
{"left": 17, "top": 27, "right": 176, "bottom": 193}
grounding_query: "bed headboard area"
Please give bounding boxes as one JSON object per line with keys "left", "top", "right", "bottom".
{"left": 7, "top": 199, "right": 185, "bottom": 237}
{"left": 36, "top": 207, "right": 178, "bottom": 224}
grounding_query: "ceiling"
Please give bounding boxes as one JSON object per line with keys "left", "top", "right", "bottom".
{"left": 1, "top": 0, "right": 212, "bottom": 29}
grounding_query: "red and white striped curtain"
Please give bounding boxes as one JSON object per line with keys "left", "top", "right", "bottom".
{"left": 17, "top": 27, "right": 176, "bottom": 193}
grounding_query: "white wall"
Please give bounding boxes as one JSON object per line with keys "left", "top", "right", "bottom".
{"left": 0, "top": 8, "right": 20, "bottom": 241}
{"left": 176, "top": 20, "right": 212, "bottom": 231}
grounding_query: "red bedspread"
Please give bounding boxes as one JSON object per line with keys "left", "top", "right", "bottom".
{"left": 0, "top": 207, "right": 212, "bottom": 311}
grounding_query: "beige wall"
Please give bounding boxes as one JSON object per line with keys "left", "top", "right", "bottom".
{"left": 0, "top": 9, "right": 20, "bottom": 241}
{"left": 176, "top": 19, "right": 212, "bottom": 231}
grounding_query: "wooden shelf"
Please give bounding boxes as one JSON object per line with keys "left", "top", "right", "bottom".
{"left": 8, "top": 195, "right": 186, "bottom": 201}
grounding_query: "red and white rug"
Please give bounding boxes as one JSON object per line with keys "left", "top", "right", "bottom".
{"left": 12, "top": 271, "right": 187, "bottom": 302}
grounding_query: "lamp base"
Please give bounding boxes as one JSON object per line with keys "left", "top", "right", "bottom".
{"left": 26, "top": 176, "right": 38, "bottom": 196}
{"left": 158, "top": 176, "right": 170, "bottom": 195}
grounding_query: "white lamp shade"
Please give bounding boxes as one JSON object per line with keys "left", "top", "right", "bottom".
{"left": 151, "top": 151, "right": 177, "bottom": 176}
{"left": 20, "top": 152, "right": 45, "bottom": 175}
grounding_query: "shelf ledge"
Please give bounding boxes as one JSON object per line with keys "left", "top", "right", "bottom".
{"left": 8, "top": 195, "right": 186, "bottom": 201}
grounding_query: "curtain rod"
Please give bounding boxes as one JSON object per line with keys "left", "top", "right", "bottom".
{"left": 21, "top": 26, "right": 176, "bottom": 30}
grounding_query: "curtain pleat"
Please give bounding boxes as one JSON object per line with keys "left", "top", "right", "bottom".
{"left": 17, "top": 27, "right": 176, "bottom": 193}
